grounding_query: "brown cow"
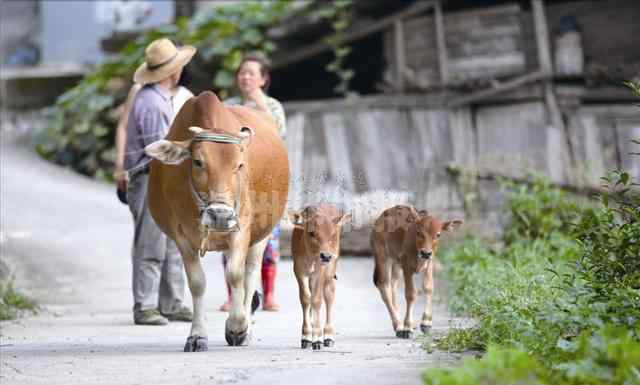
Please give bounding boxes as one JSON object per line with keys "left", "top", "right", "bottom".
{"left": 145, "top": 91, "right": 289, "bottom": 350}
{"left": 290, "top": 204, "right": 350, "bottom": 350}
{"left": 371, "top": 205, "right": 462, "bottom": 338}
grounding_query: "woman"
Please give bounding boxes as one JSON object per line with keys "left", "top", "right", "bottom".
{"left": 113, "top": 66, "right": 194, "bottom": 196}
{"left": 219, "top": 55, "right": 286, "bottom": 312}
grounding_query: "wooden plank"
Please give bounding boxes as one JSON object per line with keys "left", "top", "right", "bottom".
{"left": 531, "top": 0, "right": 552, "bottom": 74}
{"left": 447, "top": 70, "right": 546, "bottom": 107}
{"left": 394, "top": 19, "right": 406, "bottom": 91}
{"left": 434, "top": 0, "right": 449, "bottom": 84}
{"left": 285, "top": 113, "right": 306, "bottom": 209}
{"left": 272, "top": 1, "right": 436, "bottom": 69}
{"left": 321, "top": 112, "right": 355, "bottom": 192}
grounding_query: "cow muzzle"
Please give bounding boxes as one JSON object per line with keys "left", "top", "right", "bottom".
{"left": 319, "top": 252, "right": 333, "bottom": 265}
{"left": 201, "top": 203, "right": 238, "bottom": 231}
{"left": 418, "top": 249, "right": 433, "bottom": 260}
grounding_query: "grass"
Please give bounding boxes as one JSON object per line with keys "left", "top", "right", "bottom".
{"left": 0, "top": 281, "right": 38, "bottom": 321}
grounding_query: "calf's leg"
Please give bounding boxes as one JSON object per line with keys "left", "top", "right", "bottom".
{"left": 420, "top": 261, "right": 434, "bottom": 333}
{"left": 323, "top": 266, "right": 337, "bottom": 347}
{"left": 294, "top": 266, "right": 312, "bottom": 349}
{"left": 310, "top": 273, "right": 324, "bottom": 350}
{"left": 397, "top": 267, "right": 416, "bottom": 339}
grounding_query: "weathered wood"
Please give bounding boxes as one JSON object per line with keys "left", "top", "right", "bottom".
{"left": 272, "top": 1, "right": 436, "bottom": 69}
{"left": 321, "top": 112, "right": 355, "bottom": 192}
{"left": 531, "top": 0, "right": 552, "bottom": 74}
{"left": 285, "top": 113, "right": 306, "bottom": 209}
{"left": 447, "top": 70, "right": 546, "bottom": 107}
{"left": 434, "top": 0, "right": 448, "bottom": 85}
{"left": 394, "top": 19, "right": 406, "bottom": 92}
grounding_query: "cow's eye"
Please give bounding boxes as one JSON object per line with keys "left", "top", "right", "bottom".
{"left": 193, "top": 159, "right": 203, "bottom": 168}
{"left": 436, "top": 232, "right": 441, "bottom": 238}
{"left": 308, "top": 231, "right": 316, "bottom": 238}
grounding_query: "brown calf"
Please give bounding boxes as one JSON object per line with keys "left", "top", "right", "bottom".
{"left": 371, "top": 205, "right": 462, "bottom": 338}
{"left": 291, "top": 204, "right": 350, "bottom": 350}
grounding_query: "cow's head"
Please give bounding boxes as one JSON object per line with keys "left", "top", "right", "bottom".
{"left": 292, "top": 205, "right": 351, "bottom": 265}
{"left": 411, "top": 210, "right": 462, "bottom": 261}
{"left": 145, "top": 126, "right": 254, "bottom": 232}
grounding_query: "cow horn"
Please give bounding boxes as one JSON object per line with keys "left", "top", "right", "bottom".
{"left": 189, "top": 126, "right": 204, "bottom": 135}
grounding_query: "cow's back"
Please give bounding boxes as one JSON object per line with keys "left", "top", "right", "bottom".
{"left": 147, "top": 91, "right": 289, "bottom": 249}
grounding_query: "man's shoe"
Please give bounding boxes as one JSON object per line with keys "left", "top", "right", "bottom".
{"left": 161, "top": 306, "right": 193, "bottom": 322}
{"left": 134, "top": 309, "right": 169, "bottom": 325}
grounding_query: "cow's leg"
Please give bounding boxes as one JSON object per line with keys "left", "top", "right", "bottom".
{"left": 390, "top": 262, "right": 402, "bottom": 312}
{"left": 294, "top": 265, "right": 312, "bottom": 349}
{"left": 397, "top": 267, "right": 416, "bottom": 339}
{"left": 373, "top": 244, "right": 401, "bottom": 333}
{"left": 322, "top": 265, "right": 337, "bottom": 347}
{"left": 175, "top": 241, "right": 208, "bottom": 352}
{"left": 225, "top": 231, "right": 251, "bottom": 346}
{"left": 310, "top": 272, "right": 324, "bottom": 350}
{"left": 244, "top": 237, "right": 268, "bottom": 317}
{"left": 420, "top": 261, "right": 434, "bottom": 333}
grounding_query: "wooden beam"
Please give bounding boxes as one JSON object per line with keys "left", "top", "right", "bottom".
{"left": 394, "top": 19, "right": 406, "bottom": 92}
{"left": 434, "top": 0, "right": 449, "bottom": 85}
{"left": 531, "top": 0, "right": 553, "bottom": 74}
{"left": 447, "top": 70, "right": 546, "bottom": 108}
{"left": 272, "top": 1, "right": 437, "bottom": 70}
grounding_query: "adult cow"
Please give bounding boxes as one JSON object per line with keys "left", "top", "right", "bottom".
{"left": 144, "top": 91, "right": 289, "bottom": 351}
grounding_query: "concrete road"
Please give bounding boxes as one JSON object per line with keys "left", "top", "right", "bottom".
{"left": 1, "top": 143, "right": 461, "bottom": 385}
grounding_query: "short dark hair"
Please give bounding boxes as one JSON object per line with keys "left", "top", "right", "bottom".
{"left": 178, "top": 64, "right": 192, "bottom": 87}
{"left": 235, "top": 54, "right": 271, "bottom": 92}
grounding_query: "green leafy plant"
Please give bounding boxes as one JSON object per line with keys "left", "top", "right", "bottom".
{"left": 0, "top": 281, "right": 38, "bottom": 321}
{"left": 316, "top": 0, "right": 354, "bottom": 95}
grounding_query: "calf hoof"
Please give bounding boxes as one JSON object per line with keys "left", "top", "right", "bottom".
{"left": 420, "top": 324, "right": 432, "bottom": 334}
{"left": 225, "top": 329, "right": 249, "bottom": 346}
{"left": 323, "top": 338, "right": 335, "bottom": 347}
{"left": 184, "top": 336, "right": 208, "bottom": 352}
{"left": 312, "top": 341, "right": 322, "bottom": 351}
{"left": 301, "top": 339, "right": 312, "bottom": 349}
{"left": 395, "top": 329, "right": 413, "bottom": 339}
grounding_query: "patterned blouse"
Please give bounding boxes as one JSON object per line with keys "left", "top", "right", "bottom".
{"left": 224, "top": 95, "right": 287, "bottom": 138}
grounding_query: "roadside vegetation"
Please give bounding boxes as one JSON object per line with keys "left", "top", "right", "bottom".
{"left": 424, "top": 84, "right": 640, "bottom": 385}
{"left": 425, "top": 173, "right": 639, "bottom": 385}
{"left": 0, "top": 280, "right": 38, "bottom": 321}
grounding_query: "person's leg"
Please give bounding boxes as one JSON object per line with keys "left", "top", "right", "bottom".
{"left": 262, "top": 226, "right": 280, "bottom": 311}
{"left": 159, "top": 238, "right": 191, "bottom": 320}
{"left": 127, "top": 173, "right": 167, "bottom": 325}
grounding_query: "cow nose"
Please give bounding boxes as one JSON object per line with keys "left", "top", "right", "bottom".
{"left": 320, "top": 252, "right": 332, "bottom": 263}
{"left": 418, "top": 249, "right": 433, "bottom": 259}
{"left": 203, "top": 204, "right": 237, "bottom": 230}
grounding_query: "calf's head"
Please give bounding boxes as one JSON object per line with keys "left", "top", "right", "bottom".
{"left": 145, "top": 126, "right": 253, "bottom": 232}
{"left": 292, "top": 205, "right": 350, "bottom": 265}
{"left": 412, "top": 211, "right": 462, "bottom": 261}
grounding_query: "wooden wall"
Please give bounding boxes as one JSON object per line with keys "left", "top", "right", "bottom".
{"left": 281, "top": 97, "right": 640, "bottom": 253}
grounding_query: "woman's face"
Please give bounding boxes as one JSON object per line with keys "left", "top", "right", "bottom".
{"left": 236, "top": 60, "right": 266, "bottom": 96}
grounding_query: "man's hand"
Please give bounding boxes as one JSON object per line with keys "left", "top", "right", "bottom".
{"left": 114, "top": 168, "right": 128, "bottom": 192}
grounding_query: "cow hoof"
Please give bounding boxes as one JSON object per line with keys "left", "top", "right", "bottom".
{"left": 184, "top": 336, "right": 208, "bottom": 352}
{"left": 225, "top": 329, "right": 249, "bottom": 346}
{"left": 312, "top": 341, "right": 322, "bottom": 351}
{"left": 420, "top": 324, "right": 432, "bottom": 334}
{"left": 395, "top": 330, "right": 413, "bottom": 339}
{"left": 323, "top": 338, "right": 335, "bottom": 347}
{"left": 301, "top": 339, "right": 312, "bottom": 349}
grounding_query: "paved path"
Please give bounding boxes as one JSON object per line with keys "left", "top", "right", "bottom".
{"left": 1, "top": 143, "right": 459, "bottom": 385}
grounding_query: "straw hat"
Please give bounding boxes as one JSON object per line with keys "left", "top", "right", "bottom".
{"left": 133, "top": 38, "right": 196, "bottom": 85}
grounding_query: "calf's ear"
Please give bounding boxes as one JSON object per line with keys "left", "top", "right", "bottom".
{"left": 442, "top": 220, "right": 463, "bottom": 232}
{"left": 145, "top": 139, "right": 191, "bottom": 165}
{"left": 334, "top": 212, "right": 352, "bottom": 226}
{"left": 285, "top": 209, "right": 305, "bottom": 228}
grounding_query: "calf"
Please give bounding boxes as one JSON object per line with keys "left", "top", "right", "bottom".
{"left": 371, "top": 205, "right": 462, "bottom": 338}
{"left": 291, "top": 204, "right": 350, "bottom": 350}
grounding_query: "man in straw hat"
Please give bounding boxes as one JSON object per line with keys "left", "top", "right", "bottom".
{"left": 124, "top": 38, "right": 196, "bottom": 325}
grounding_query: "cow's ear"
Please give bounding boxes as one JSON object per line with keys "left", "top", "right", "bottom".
{"left": 288, "top": 210, "right": 305, "bottom": 229}
{"left": 442, "top": 220, "right": 463, "bottom": 232}
{"left": 239, "top": 126, "right": 254, "bottom": 147}
{"left": 145, "top": 139, "right": 191, "bottom": 165}
{"left": 334, "top": 212, "right": 351, "bottom": 226}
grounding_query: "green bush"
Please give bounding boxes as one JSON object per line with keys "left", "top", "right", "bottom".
{"left": 0, "top": 281, "right": 38, "bottom": 321}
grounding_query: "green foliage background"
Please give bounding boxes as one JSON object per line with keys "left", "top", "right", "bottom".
{"left": 36, "top": 0, "right": 353, "bottom": 179}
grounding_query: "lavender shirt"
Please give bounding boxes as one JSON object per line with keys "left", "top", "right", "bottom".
{"left": 124, "top": 84, "right": 173, "bottom": 173}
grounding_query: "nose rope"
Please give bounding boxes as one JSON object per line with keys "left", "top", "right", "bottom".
{"left": 188, "top": 132, "right": 245, "bottom": 258}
